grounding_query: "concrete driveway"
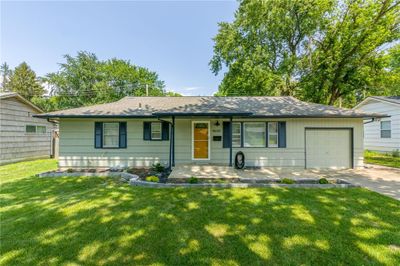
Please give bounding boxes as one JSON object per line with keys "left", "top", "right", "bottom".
{"left": 329, "top": 164, "right": 400, "bottom": 200}
{"left": 170, "top": 164, "right": 400, "bottom": 200}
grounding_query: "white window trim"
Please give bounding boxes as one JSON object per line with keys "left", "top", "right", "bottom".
{"left": 268, "top": 122, "right": 279, "bottom": 148}
{"left": 151, "top": 122, "right": 162, "bottom": 140}
{"left": 243, "top": 122, "right": 266, "bottom": 148}
{"left": 232, "top": 122, "right": 241, "bottom": 147}
{"left": 103, "top": 122, "right": 119, "bottom": 148}
{"left": 191, "top": 121, "right": 210, "bottom": 160}
{"left": 380, "top": 120, "right": 391, "bottom": 139}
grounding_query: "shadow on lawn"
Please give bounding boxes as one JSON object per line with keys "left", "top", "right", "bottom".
{"left": 1, "top": 175, "right": 399, "bottom": 265}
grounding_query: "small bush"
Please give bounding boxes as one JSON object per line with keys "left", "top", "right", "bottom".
{"left": 152, "top": 163, "right": 165, "bottom": 173}
{"left": 66, "top": 168, "right": 74, "bottom": 173}
{"left": 189, "top": 176, "right": 199, "bottom": 184}
{"left": 392, "top": 149, "right": 400, "bottom": 158}
{"left": 145, "top": 175, "right": 159, "bottom": 183}
{"left": 318, "top": 178, "right": 329, "bottom": 184}
{"left": 281, "top": 178, "right": 295, "bottom": 184}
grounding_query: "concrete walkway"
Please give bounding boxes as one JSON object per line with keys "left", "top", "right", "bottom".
{"left": 169, "top": 164, "right": 400, "bottom": 200}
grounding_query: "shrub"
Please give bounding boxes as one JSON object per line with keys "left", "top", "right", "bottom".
{"left": 66, "top": 168, "right": 74, "bottom": 173}
{"left": 392, "top": 149, "right": 400, "bottom": 158}
{"left": 281, "top": 178, "right": 295, "bottom": 184}
{"left": 151, "top": 163, "right": 165, "bottom": 173}
{"left": 318, "top": 178, "right": 329, "bottom": 184}
{"left": 145, "top": 175, "right": 159, "bottom": 183}
{"left": 189, "top": 176, "right": 199, "bottom": 184}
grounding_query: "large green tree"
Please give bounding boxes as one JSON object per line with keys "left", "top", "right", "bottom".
{"left": 4, "top": 62, "right": 44, "bottom": 100}
{"left": 36, "top": 51, "right": 166, "bottom": 111}
{"left": 211, "top": 0, "right": 400, "bottom": 106}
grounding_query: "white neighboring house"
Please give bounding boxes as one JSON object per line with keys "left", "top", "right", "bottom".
{"left": 354, "top": 96, "right": 400, "bottom": 153}
{"left": 0, "top": 92, "right": 57, "bottom": 165}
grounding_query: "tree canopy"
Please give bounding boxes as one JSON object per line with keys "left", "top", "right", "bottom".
{"left": 0, "top": 62, "right": 44, "bottom": 100}
{"left": 211, "top": 0, "right": 400, "bottom": 106}
{"left": 33, "top": 51, "right": 166, "bottom": 111}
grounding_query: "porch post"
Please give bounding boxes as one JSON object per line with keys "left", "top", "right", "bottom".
{"left": 229, "top": 116, "right": 233, "bottom": 167}
{"left": 172, "top": 116, "right": 175, "bottom": 167}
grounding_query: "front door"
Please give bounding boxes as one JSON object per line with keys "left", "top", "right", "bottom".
{"left": 192, "top": 121, "right": 210, "bottom": 160}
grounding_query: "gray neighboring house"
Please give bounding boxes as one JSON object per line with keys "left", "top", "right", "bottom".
{"left": 354, "top": 96, "right": 400, "bottom": 153}
{"left": 35, "top": 96, "right": 385, "bottom": 170}
{"left": 0, "top": 92, "right": 56, "bottom": 165}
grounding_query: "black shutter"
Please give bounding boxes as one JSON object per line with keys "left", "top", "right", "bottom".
{"left": 94, "top": 122, "right": 103, "bottom": 148}
{"left": 162, "top": 122, "right": 169, "bottom": 140}
{"left": 278, "top": 121, "right": 286, "bottom": 148}
{"left": 223, "top": 121, "right": 231, "bottom": 148}
{"left": 143, "top": 122, "right": 151, "bottom": 140}
{"left": 119, "top": 122, "right": 127, "bottom": 148}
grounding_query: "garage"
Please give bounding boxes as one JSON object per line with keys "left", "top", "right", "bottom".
{"left": 305, "top": 128, "right": 353, "bottom": 169}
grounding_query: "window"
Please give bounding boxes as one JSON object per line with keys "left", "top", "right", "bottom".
{"left": 26, "top": 125, "right": 36, "bottom": 133}
{"left": 381, "top": 121, "right": 391, "bottom": 138}
{"left": 243, "top": 122, "right": 266, "bottom": 147}
{"left": 26, "top": 125, "right": 46, "bottom": 134}
{"left": 103, "top": 123, "right": 119, "bottom": 148}
{"left": 232, "top": 123, "right": 241, "bottom": 147}
{"left": 151, "top": 122, "right": 162, "bottom": 140}
{"left": 37, "top": 126, "right": 46, "bottom": 134}
{"left": 268, "top": 122, "right": 278, "bottom": 147}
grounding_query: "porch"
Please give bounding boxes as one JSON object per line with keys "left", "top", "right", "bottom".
{"left": 168, "top": 164, "right": 350, "bottom": 181}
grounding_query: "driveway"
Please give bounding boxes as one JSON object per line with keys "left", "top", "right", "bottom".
{"left": 170, "top": 164, "right": 400, "bottom": 200}
{"left": 334, "top": 164, "right": 400, "bottom": 200}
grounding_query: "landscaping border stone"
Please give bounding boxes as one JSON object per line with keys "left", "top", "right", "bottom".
{"left": 37, "top": 171, "right": 140, "bottom": 182}
{"left": 38, "top": 171, "right": 358, "bottom": 188}
{"left": 129, "top": 179, "right": 359, "bottom": 188}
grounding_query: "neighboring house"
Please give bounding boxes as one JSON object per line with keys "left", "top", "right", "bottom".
{"left": 34, "top": 96, "right": 385, "bottom": 169}
{"left": 0, "top": 92, "right": 56, "bottom": 165}
{"left": 354, "top": 96, "right": 400, "bottom": 153}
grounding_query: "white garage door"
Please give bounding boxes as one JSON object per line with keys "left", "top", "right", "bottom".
{"left": 305, "top": 129, "right": 352, "bottom": 169}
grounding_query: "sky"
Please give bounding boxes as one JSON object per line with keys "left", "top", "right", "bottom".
{"left": 1, "top": 0, "right": 238, "bottom": 96}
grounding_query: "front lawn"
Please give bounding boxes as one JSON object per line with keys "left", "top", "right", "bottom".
{"left": 364, "top": 150, "right": 400, "bottom": 168}
{"left": 1, "top": 160, "right": 399, "bottom": 265}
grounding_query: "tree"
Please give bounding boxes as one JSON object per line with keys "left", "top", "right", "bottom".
{"left": 39, "top": 51, "right": 166, "bottom": 111}
{"left": 0, "top": 62, "right": 12, "bottom": 91}
{"left": 211, "top": 0, "right": 400, "bottom": 106}
{"left": 210, "top": 0, "right": 332, "bottom": 97}
{"left": 301, "top": 0, "right": 400, "bottom": 106}
{"left": 6, "top": 62, "right": 44, "bottom": 99}
{"left": 165, "top": 91, "right": 182, "bottom": 97}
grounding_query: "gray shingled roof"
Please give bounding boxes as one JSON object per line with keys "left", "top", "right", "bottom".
{"left": 34, "top": 96, "right": 386, "bottom": 118}
{"left": 370, "top": 96, "right": 400, "bottom": 105}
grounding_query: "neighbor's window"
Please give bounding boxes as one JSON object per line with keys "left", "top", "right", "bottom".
{"left": 26, "top": 125, "right": 46, "bottom": 134}
{"left": 37, "top": 126, "right": 46, "bottom": 134}
{"left": 381, "top": 121, "right": 391, "bottom": 138}
{"left": 232, "top": 123, "right": 241, "bottom": 147}
{"left": 243, "top": 122, "right": 266, "bottom": 147}
{"left": 26, "top": 125, "right": 36, "bottom": 133}
{"left": 268, "top": 122, "right": 278, "bottom": 147}
{"left": 151, "top": 122, "right": 162, "bottom": 140}
{"left": 103, "top": 123, "right": 119, "bottom": 148}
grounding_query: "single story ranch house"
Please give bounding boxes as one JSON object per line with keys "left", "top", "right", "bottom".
{"left": 35, "top": 96, "right": 385, "bottom": 169}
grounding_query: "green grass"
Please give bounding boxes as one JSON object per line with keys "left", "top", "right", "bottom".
{"left": 364, "top": 150, "right": 400, "bottom": 168}
{"left": 1, "top": 160, "right": 399, "bottom": 265}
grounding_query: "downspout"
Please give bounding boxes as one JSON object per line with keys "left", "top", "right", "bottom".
{"left": 229, "top": 116, "right": 233, "bottom": 167}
